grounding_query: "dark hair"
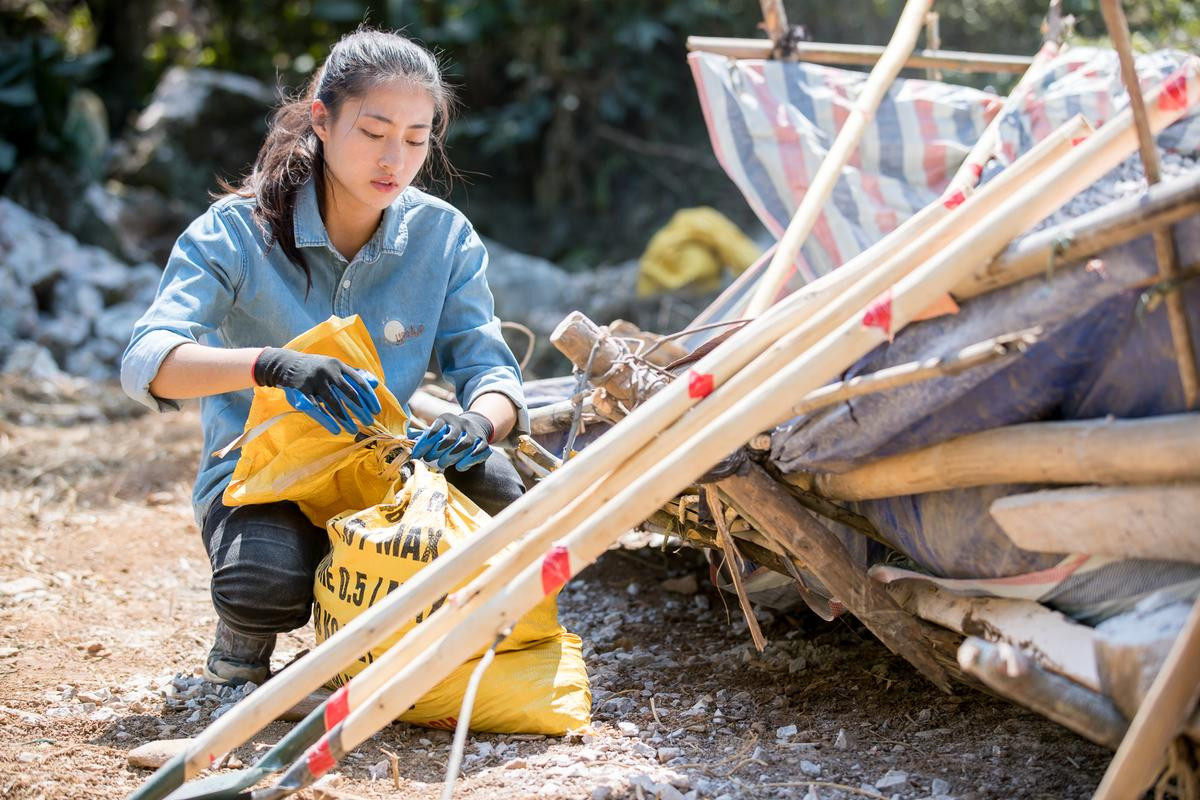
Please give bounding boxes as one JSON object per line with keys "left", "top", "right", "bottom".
{"left": 223, "top": 28, "right": 456, "bottom": 289}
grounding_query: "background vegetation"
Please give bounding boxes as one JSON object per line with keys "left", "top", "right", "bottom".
{"left": 1, "top": 0, "right": 1197, "bottom": 267}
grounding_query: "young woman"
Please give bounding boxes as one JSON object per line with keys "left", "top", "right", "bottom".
{"left": 121, "top": 29, "right": 528, "bottom": 686}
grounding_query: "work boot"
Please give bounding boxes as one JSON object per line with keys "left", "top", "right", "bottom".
{"left": 202, "top": 621, "right": 275, "bottom": 687}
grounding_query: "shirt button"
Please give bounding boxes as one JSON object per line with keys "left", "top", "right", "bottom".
{"left": 342, "top": 279, "right": 351, "bottom": 289}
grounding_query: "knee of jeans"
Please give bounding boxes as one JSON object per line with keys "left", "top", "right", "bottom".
{"left": 210, "top": 563, "right": 312, "bottom": 636}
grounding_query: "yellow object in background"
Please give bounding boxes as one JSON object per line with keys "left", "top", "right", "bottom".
{"left": 637, "top": 207, "right": 762, "bottom": 296}
{"left": 223, "top": 315, "right": 592, "bottom": 735}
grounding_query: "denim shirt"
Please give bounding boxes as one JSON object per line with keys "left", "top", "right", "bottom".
{"left": 121, "top": 178, "right": 527, "bottom": 524}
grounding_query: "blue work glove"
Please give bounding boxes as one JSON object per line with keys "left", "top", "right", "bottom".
{"left": 253, "top": 347, "right": 381, "bottom": 436}
{"left": 409, "top": 411, "right": 494, "bottom": 471}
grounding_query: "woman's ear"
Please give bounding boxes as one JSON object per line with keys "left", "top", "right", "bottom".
{"left": 311, "top": 99, "right": 331, "bottom": 143}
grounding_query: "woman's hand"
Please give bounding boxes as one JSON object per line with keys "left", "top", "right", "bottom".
{"left": 253, "top": 348, "right": 382, "bottom": 435}
{"left": 408, "top": 411, "right": 494, "bottom": 471}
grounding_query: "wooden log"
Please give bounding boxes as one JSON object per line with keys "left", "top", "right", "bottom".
{"left": 793, "top": 414, "right": 1200, "bottom": 501}
{"left": 953, "top": 171, "right": 1200, "bottom": 299}
{"left": 527, "top": 397, "right": 601, "bottom": 436}
{"left": 685, "top": 36, "right": 1035, "bottom": 74}
{"left": 958, "top": 637, "right": 1129, "bottom": 749}
{"left": 745, "top": 0, "right": 933, "bottom": 316}
{"left": 550, "top": 312, "right": 668, "bottom": 406}
{"left": 133, "top": 66, "right": 1200, "bottom": 800}
{"left": 889, "top": 582, "right": 1101, "bottom": 690}
{"left": 1093, "top": 597, "right": 1200, "bottom": 798}
{"left": 991, "top": 484, "right": 1200, "bottom": 564}
{"left": 1101, "top": 0, "right": 1200, "bottom": 409}
{"left": 721, "top": 465, "right": 953, "bottom": 690}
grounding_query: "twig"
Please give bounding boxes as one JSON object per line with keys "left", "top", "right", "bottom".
{"left": 705, "top": 490, "right": 767, "bottom": 652}
{"left": 379, "top": 747, "right": 401, "bottom": 790}
{"left": 440, "top": 632, "right": 505, "bottom": 800}
{"left": 650, "top": 696, "right": 662, "bottom": 726}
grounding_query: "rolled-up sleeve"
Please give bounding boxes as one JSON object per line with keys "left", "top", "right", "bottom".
{"left": 434, "top": 224, "right": 529, "bottom": 433}
{"left": 120, "top": 205, "right": 246, "bottom": 412}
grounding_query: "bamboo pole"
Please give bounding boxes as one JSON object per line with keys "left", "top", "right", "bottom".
{"left": 1093, "top": 597, "right": 1200, "bottom": 797}
{"left": 251, "top": 65, "right": 1200, "bottom": 800}
{"left": 791, "top": 327, "right": 1040, "bottom": 416}
{"left": 744, "top": 0, "right": 933, "bottom": 316}
{"left": 957, "top": 638, "right": 1129, "bottom": 750}
{"left": 685, "top": 37, "right": 1035, "bottom": 74}
{"left": 758, "top": 0, "right": 789, "bottom": 53}
{"left": 793, "top": 413, "right": 1200, "bottom": 501}
{"left": 1100, "top": 0, "right": 1200, "bottom": 409}
{"left": 954, "top": 171, "right": 1200, "bottom": 299}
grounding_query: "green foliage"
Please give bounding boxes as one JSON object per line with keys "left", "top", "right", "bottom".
{"left": 0, "top": 28, "right": 108, "bottom": 177}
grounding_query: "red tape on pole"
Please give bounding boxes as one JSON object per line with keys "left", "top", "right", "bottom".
{"left": 306, "top": 738, "right": 336, "bottom": 778}
{"left": 688, "top": 370, "right": 714, "bottom": 399}
{"left": 861, "top": 288, "right": 894, "bottom": 341}
{"left": 324, "top": 685, "right": 350, "bottom": 729}
{"left": 541, "top": 545, "right": 571, "bottom": 596}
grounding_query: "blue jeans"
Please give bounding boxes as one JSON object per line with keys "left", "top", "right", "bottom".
{"left": 201, "top": 451, "right": 526, "bottom": 639}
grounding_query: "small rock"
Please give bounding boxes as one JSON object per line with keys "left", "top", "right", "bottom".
{"left": 504, "top": 758, "right": 527, "bottom": 769}
{"left": 632, "top": 741, "right": 656, "bottom": 758}
{"left": 658, "top": 785, "right": 686, "bottom": 800}
{"left": 800, "top": 760, "right": 822, "bottom": 777}
{"left": 875, "top": 769, "right": 910, "bottom": 791}
{"left": 18, "top": 752, "right": 42, "bottom": 763}
{"left": 590, "top": 786, "right": 612, "bottom": 800}
{"left": 185, "top": 710, "right": 201, "bottom": 724}
{"left": 0, "top": 577, "right": 46, "bottom": 597}
{"left": 627, "top": 582, "right": 640, "bottom": 596}
{"left": 127, "top": 739, "right": 192, "bottom": 770}
{"left": 366, "top": 759, "right": 390, "bottom": 780}
{"left": 751, "top": 745, "right": 768, "bottom": 763}
{"left": 84, "top": 642, "right": 106, "bottom": 655}
{"left": 657, "top": 746, "right": 683, "bottom": 762}
{"left": 0, "top": 647, "right": 19, "bottom": 658}
{"left": 660, "top": 575, "right": 699, "bottom": 595}
{"left": 834, "top": 729, "right": 848, "bottom": 750}
{"left": 617, "top": 721, "right": 639, "bottom": 737}
{"left": 227, "top": 755, "right": 243, "bottom": 769}
{"left": 776, "top": 723, "right": 798, "bottom": 740}
{"left": 932, "top": 778, "right": 952, "bottom": 795}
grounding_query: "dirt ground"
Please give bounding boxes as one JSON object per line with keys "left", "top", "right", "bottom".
{"left": 0, "top": 378, "right": 1114, "bottom": 800}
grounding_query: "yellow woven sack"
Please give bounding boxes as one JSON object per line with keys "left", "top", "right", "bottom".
{"left": 314, "top": 462, "right": 591, "bottom": 734}
{"left": 222, "top": 315, "right": 591, "bottom": 735}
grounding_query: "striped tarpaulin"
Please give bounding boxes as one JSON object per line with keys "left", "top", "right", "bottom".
{"left": 688, "top": 47, "right": 1200, "bottom": 331}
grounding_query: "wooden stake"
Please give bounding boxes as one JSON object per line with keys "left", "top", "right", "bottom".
{"left": 132, "top": 64, "right": 1200, "bottom": 800}
{"left": 758, "top": 0, "right": 789, "bottom": 55}
{"left": 793, "top": 413, "right": 1200, "bottom": 501}
{"left": 1100, "top": 0, "right": 1200, "bottom": 409}
{"left": 924, "top": 12, "right": 942, "bottom": 81}
{"left": 685, "top": 37, "right": 1034, "bottom": 74}
{"left": 991, "top": 484, "right": 1200, "bottom": 564}
{"left": 745, "top": 0, "right": 933, "bottom": 316}
{"left": 957, "top": 638, "right": 1128, "bottom": 749}
{"left": 1092, "top": 597, "right": 1200, "bottom": 797}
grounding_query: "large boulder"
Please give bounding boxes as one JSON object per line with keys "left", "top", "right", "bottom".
{"left": 110, "top": 67, "right": 277, "bottom": 207}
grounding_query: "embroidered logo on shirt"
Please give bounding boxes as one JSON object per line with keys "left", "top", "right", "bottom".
{"left": 383, "top": 319, "right": 425, "bottom": 345}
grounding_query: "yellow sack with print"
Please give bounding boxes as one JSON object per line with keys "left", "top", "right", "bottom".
{"left": 223, "top": 315, "right": 591, "bottom": 734}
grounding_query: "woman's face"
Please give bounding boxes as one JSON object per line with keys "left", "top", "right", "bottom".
{"left": 312, "top": 79, "right": 435, "bottom": 218}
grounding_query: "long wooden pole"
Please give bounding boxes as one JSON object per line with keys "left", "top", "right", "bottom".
{"left": 745, "top": 0, "right": 933, "bottom": 316}
{"left": 1092, "top": 597, "right": 1200, "bottom": 798}
{"left": 253, "top": 64, "right": 1200, "bottom": 799}
{"left": 685, "top": 37, "right": 1035, "bottom": 74}
{"left": 795, "top": 413, "right": 1200, "bottom": 501}
{"left": 1100, "top": 0, "right": 1200, "bottom": 409}
{"left": 126, "top": 116, "right": 1095, "bottom": 800}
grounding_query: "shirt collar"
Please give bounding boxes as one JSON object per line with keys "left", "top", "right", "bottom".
{"left": 292, "top": 176, "right": 408, "bottom": 262}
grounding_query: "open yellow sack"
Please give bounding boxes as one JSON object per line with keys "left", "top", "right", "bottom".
{"left": 223, "top": 315, "right": 591, "bottom": 734}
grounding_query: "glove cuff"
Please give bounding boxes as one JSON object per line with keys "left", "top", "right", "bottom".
{"left": 253, "top": 347, "right": 285, "bottom": 388}
{"left": 461, "top": 411, "right": 496, "bottom": 444}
